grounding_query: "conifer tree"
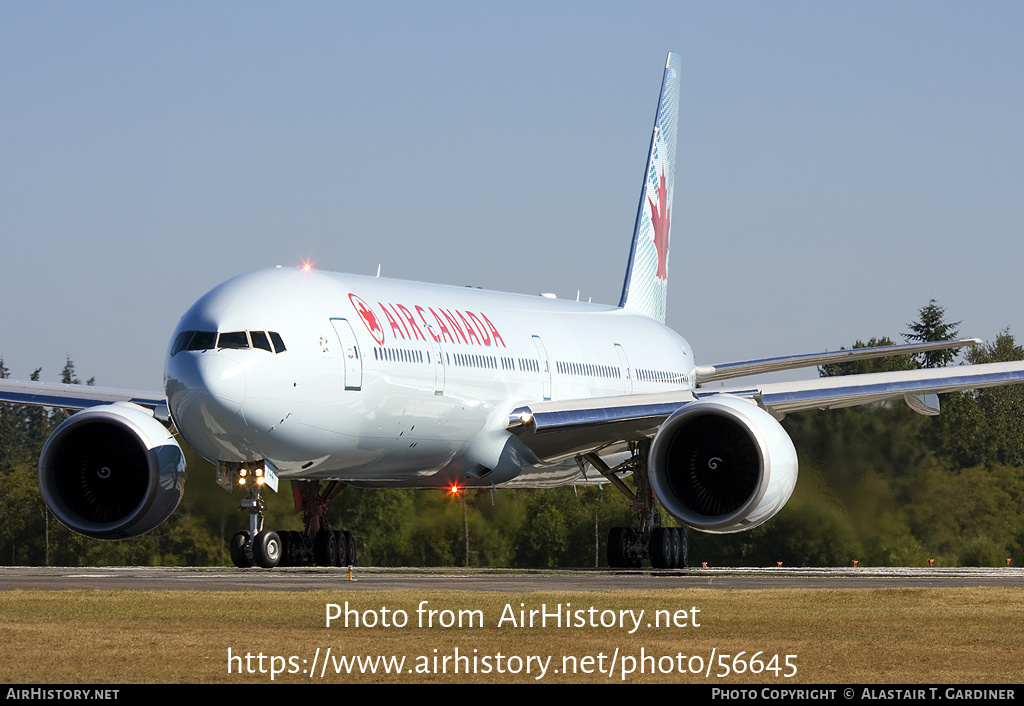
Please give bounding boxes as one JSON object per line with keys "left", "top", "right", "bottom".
{"left": 904, "top": 299, "right": 960, "bottom": 368}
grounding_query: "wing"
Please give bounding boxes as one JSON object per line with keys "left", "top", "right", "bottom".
{"left": 507, "top": 359, "right": 1024, "bottom": 462}
{"left": 0, "top": 379, "right": 168, "bottom": 420}
{"left": 693, "top": 337, "right": 982, "bottom": 383}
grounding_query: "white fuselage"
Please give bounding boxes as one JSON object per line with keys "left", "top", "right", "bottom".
{"left": 164, "top": 266, "right": 695, "bottom": 488}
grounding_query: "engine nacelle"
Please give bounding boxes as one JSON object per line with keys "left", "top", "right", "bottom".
{"left": 649, "top": 395, "right": 797, "bottom": 534}
{"left": 38, "top": 403, "right": 186, "bottom": 539}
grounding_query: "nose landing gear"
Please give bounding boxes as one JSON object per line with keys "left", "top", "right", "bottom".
{"left": 224, "top": 462, "right": 357, "bottom": 569}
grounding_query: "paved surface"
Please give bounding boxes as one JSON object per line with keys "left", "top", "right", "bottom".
{"left": 1, "top": 565, "right": 1021, "bottom": 591}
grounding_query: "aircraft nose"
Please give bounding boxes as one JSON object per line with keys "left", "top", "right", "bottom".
{"left": 200, "top": 354, "right": 246, "bottom": 414}
{"left": 165, "top": 350, "right": 247, "bottom": 431}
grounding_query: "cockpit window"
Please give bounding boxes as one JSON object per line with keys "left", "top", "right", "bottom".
{"left": 187, "top": 331, "right": 217, "bottom": 351}
{"left": 250, "top": 330, "right": 272, "bottom": 352}
{"left": 268, "top": 331, "right": 286, "bottom": 353}
{"left": 217, "top": 331, "right": 249, "bottom": 349}
{"left": 172, "top": 330, "right": 286, "bottom": 355}
{"left": 171, "top": 331, "right": 194, "bottom": 356}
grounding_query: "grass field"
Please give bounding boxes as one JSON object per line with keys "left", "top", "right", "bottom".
{"left": 0, "top": 588, "right": 1020, "bottom": 683}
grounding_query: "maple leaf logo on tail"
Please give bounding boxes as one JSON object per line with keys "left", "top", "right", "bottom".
{"left": 647, "top": 169, "right": 670, "bottom": 280}
{"left": 616, "top": 52, "right": 678, "bottom": 324}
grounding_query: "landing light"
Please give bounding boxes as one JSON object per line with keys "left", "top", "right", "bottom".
{"left": 301, "top": 260, "right": 314, "bottom": 273}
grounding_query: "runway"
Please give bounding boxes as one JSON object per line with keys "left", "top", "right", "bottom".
{"left": 1, "top": 565, "right": 1022, "bottom": 591}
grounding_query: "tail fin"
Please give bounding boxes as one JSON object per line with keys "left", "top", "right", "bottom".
{"left": 618, "top": 52, "right": 680, "bottom": 323}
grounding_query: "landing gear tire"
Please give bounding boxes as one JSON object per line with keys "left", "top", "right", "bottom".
{"left": 650, "top": 527, "right": 673, "bottom": 568}
{"left": 337, "top": 528, "right": 354, "bottom": 565}
{"left": 279, "top": 531, "right": 293, "bottom": 566}
{"left": 678, "top": 527, "right": 689, "bottom": 568}
{"left": 343, "top": 530, "right": 357, "bottom": 567}
{"left": 670, "top": 527, "right": 684, "bottom": 568}
{"left": 608, "top": 528, "right": 644, "bottom": 568}
{"left": 650, "top": 527, "right": 686, "bottom": 569}
{"left": 314, "top": 529, "right": 337, "bottom": 566}
{"left": 230, "top": 530, "right": 253, "bottom": 568}
{"left": 287, "top": 531, "right": 305, "bottom": 566}
{"left": 253, "top": 530, "right": 283, "bottom": 568}
{"left": 607, "top": 527, "right": 627, "bottom": 568}
{"left": 624, "top": 528, "right": 642, "bottom": 567}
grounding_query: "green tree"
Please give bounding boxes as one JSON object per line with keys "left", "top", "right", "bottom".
{"left": 20, "top": 368, "right": 53, "bottom": 455}
{"left": 819, "top": 337, "right": 916, "bottom": 377}
{"left": 929, "top": 330, "right": 1024, "bottom": 468}
{"left": 515, "top": 492, "right": 571, "bottom": 567}
{"left": 328, "top": 487, "right": 418, "bottom": 566}
{"left": 904, "top": 299, "right": 960, "bottom": 368}
{"left": 0, "top": 461, "right": 49, "bottom": 564}
{"left": 906, "top": 464, "right": 1024, "bottom": 565}
{"left": 0, "top": 357, "right": 25, "bottom": 473}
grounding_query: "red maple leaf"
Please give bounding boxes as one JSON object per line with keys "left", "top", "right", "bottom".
{"left": 647, "top": 169, "right": 670, "bottom": 280}
{"left": 349, "top": 294, "right": 385, "bottom": 344}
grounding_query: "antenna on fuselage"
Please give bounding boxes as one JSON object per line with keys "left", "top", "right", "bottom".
{"left": 376, "top": 264, "right": 381, "bottom": 278}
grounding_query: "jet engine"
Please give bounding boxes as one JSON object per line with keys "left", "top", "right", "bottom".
{"left": 38, "top": 403, "right": 186, "bottom": 539}
{"left": 649, "top": 395, "right": 797, "bottom": 533}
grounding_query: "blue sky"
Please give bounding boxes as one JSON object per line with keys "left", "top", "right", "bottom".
{"left": 2, "top": 2, "right": 1022, "bottom": 390}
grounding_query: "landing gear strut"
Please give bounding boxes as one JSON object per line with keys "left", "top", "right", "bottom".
{"left": 581, "top": 441, "right": 688, "bottom": 569}
{"left": 226, "top": 466, "right": 357, "bottom": 569}
{"left": 229, "top": 479, "right": 283, "bottom": 568}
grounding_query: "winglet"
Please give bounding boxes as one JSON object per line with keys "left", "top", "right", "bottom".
{"left": 618, "top": 52, "right": 681, "bottom": 323}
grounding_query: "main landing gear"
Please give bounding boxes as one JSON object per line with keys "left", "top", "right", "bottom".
{"left": 580, "top": 440, "right": 688, "bottom": 569}
{"left": 228, "top": 474, "right": 358, "bottom": 569}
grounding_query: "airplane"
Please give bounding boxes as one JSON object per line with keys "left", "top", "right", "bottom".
{"left": 4, "top": 52, "right": 1024, "bottom": 569}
